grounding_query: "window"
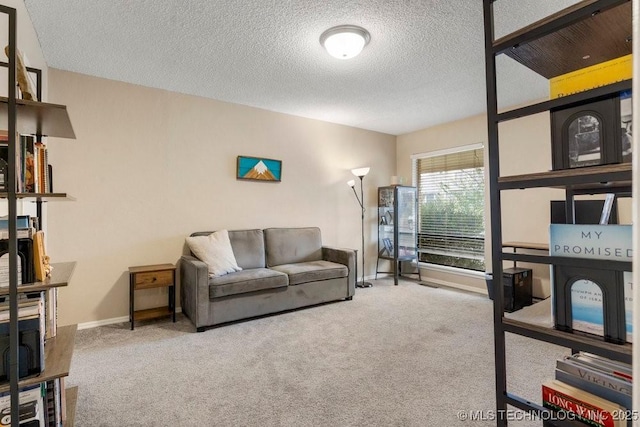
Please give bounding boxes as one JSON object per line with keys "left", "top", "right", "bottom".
{"left": 412, "top": 144, "right": 485, "bottom": 271}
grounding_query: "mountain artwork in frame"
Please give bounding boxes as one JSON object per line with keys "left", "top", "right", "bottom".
{"left": 237, "top": 156, "right": 282, "bottom": 182}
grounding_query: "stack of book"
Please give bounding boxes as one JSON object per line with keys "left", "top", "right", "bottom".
{"left": 0, "top": 215, "right": 62, "bottom": 425}
{"left": 0, "top": 133, "right": 51, "bottom": 194}
{"left": 542, "top": 352, "right": 632, "bottom": 427}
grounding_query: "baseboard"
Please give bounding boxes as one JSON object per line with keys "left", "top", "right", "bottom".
{"left": 78, "top": 307, "right": 183, "bottom": 330}
{"left": 418, "top": 277, "right": 487, "bottom": 296}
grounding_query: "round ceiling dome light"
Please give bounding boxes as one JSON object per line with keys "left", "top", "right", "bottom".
{"left": 320, "top": 25, "right": 370, "bottom": 59}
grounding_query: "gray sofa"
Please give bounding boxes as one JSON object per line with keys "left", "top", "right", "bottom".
{"left": 180, "top": 227, "right": 355, "bottom": 331}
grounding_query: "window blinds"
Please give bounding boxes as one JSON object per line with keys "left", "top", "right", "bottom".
{"left": 414, "top": 147, "right": 485, "bottom": 271}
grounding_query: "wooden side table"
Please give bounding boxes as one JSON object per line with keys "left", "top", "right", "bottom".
{"left": 129, "top": 263, "right": 176, "bottom": 330}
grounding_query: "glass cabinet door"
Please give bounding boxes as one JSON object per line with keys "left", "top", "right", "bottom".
{"left": 377, "top": 185, "right": 420, "bottom": 285}
{"left": 396, "top": 186, "right": 417, "bottom": 258}
{"left": 377, "top": 185, "right": 417, "bottom": 260}
{"left": 378, "top": 187, "right": 395, "bottom": 258}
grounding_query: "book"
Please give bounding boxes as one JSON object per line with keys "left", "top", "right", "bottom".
{"left": 0, "top": 384, "right": 45, "bottom": 427}
{"left": 556, "top": 354, "right": 632, "bottom": 409}
{"left": 44, "top": 288, "right": 57, "bottom": 340}
{"left": 549, "top": 54, "right": 632, "bottom": 99}
{"left": 0, "top": 216, "right": 31, "bottom": 230}
{"left": 23, "top": 136, "right": 35, "bottom": 193}
{"left": 555, "top": 369, "right": 631, "bottom": 410}
{"left": 33, "top": 231, "right": 52, "bottom": 282}
{"left": 0, "top": 298, "right": 41, "bottom": 322}
{"left": 542, "top": 379, "right": 625, "bottom": 427}
{"left": 59, "top": 378, "right": 66, "bottom": 424}
{"left": 549, "top": 224, "right": 632, "bottom": 342}
{"left": 0, "top": 228, "right": 34, "bottom": 241}
{"left": 382, "top": 238, "right": 393, "bottom": 255}
{"left": 572, "top": 353, "right": 632, "bottom": 382}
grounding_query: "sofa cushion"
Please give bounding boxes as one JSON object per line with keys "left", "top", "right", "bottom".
{"left": 209, "top": 268, "right": 288, "bottom": 299}
{"left": 186, "top": 230, "right": 242, "bottom": 278}
{"left": 228, "top": 229, "right": 266, "bottom": 269}
{"left": 269, "top": 261, "right": 347, "bottom": 286}
{"left": 264, "top": 227, "right": 322, "bottom": 267}
{"left": 190, "top": 229, "right": 266, "bottom": 270}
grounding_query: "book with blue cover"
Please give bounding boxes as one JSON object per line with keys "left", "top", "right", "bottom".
{"left": 549, "top": 224, "right": 632, "bottom": 342}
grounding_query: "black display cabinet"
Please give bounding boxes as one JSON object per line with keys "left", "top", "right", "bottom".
{"left": 375, "top": 185, "right": 421, "bottom": 285}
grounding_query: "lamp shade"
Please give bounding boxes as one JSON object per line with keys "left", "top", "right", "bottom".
{"left": 320, "top": 25, "right": 370, "bottom": 60}
{"left": 347, "top": 179, "right": 356, "bottom": 187}
{"left": 351, "top": 167, "right": 370, "bottom": 178}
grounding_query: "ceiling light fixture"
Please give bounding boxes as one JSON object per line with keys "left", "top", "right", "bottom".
{"left": 320, "top": 25, "right": 370, "bottom": 60}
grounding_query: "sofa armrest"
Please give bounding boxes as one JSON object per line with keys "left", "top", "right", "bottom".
{"left": 322, "top": 246, "right": 355, "bottom": 296}
{"left": 179, "top": 255, "right": 210, "bottom": 329}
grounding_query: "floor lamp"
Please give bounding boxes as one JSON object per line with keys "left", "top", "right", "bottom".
{"left": 348, "top": 167, "right": 373, "bottom": 288}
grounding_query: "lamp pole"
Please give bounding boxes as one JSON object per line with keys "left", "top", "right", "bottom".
{"left": 349, "top": 167, "right": 373, "bottom": 289}
{"left": 357, "top": 175, "right": 372, "bottom": 288}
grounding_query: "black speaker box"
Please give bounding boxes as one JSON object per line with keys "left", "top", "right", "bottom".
{"left": 503, "top": 267, "right": 533, "bottom": 313}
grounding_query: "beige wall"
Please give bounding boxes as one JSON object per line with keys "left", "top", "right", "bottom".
{"left": 46, "top": 69, "right": 396, "bottom": 326}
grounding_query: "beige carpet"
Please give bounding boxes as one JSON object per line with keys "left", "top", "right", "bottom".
{"left": 67, "top": 278, "right": 568, "bottom": 426}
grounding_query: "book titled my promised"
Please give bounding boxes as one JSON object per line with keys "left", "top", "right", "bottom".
{"left": 549, "top": 224, "right": 632, "bottom": 342}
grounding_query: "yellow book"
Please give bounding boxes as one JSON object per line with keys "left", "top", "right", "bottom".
{"left": 550, "top": 54, "right": 632, "bottom": 99}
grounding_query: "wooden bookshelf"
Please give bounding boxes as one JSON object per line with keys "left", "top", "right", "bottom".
{"left": 493, "top": 0, "right": 630, "bottom": 78}
{"left": 498, "top": 162, "right": 632, "bottom": 190}
{"left": 483, "top": 1, "right": 634, "bottom": 425}
{"left": 0, "top": 324, "right": 77, "bottom": 393}
{"left": 0, "top": 262, "right": 76, "bottom": 296}
{"left": 497, "top": 80, "right": 631, "bottom": 123}
{"left": 65, "top": 386, "right": 78, "bottom": 427}
{"left": 0, "top": 96, "right": 75, "bottom": 139}
{"left": 503, "top": 318, "right": 632, "bottom": 364}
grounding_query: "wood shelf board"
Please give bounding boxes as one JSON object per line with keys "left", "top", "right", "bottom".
{"left": 128, "top": 263, "right": 175, "bottom": 274}
{"left": 501, "top": 252, "right": 632, "bottom": 270}
{"left": 501, "top": 2, "right": 631, "bottom": 79}
{"left": 498, "top": 162, "right": 632, "bottom": 190}
{"left": 0, "top": 324, "right": 77, "bottom": 393}
{"left": 502, "top": 318, "right": 631, "bottom": 364}
{"left": 0, "top": 97, "right": 75, "bottom": 139}
{"left": 497, "top": 80, "right": 632, "bottom": 123}
{"left": 0, "top": 261, "right": 77, "bottom": 296}
{"left": 0, "top": 192, "right": 74, "bottom": 201}
{"left": 133, "top": 306, "right": 172, "bottom": 322}
{"left": 502, "top": 241, "right": 549, "bottom": 251}
{"left": 65, "top": 386, "right": 78, "bottom": 427}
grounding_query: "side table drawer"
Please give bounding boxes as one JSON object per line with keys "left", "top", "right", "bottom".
{"left": 135, "top": 270, "right": 174, "bottom": 289}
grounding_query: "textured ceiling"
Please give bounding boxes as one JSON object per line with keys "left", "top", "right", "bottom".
{"left": 24, "top": 0, "right": 580, "bottom": 136}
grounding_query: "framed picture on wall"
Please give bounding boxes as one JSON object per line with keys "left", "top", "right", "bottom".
{"left": 236, "top": 156, "right": 282, "bottom": 182}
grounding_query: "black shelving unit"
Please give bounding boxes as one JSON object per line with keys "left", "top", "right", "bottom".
{"left": 483, "top": 1, "right": 633, "bottom": 426}
{"left": 0, "top": 5, "right": 77, "bottom": 425}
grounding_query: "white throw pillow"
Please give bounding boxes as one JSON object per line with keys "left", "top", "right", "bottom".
{"left": 186, "top": 230, "right": 242, "bottom": 277}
